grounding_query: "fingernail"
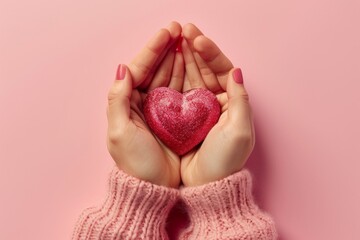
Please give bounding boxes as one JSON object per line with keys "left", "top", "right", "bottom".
{"left": 176, "top": 36, "right": 183, "bottom": 52}
{"left": 233, "top": 68, "right": 243, "bottom": 84}
{"left": 116, "top": 64, "right": 126, "bottom": 80}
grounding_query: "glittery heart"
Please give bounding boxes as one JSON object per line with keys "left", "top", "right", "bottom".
{"left": 143, "top": 87, "right": 220, "bottom": 155}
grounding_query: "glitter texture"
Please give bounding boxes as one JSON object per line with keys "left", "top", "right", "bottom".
{"left": 143, "top": 87, "right": 221, "bottom": 155}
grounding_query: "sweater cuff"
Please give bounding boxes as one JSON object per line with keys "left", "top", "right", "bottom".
{"left": 179, "top": 169, "right": 278, "bottom": 240}
{"left": 72, "top": 167, "right": 179, "bottom": 240}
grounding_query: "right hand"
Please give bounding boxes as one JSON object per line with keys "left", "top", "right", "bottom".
{"left": 179, "top": 24, "right": 255, "bottom": 187}
{"left": 106, "top": 22, "right": 184, "bottom": 188}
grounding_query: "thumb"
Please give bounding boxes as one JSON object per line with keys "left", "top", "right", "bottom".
{"left": 107, "top": 64, "right": 132, "bottom": 134}
{"left": 227, "top": 68, "right": 252, "bottom": 125}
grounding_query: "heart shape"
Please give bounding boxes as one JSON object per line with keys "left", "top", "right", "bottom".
{"left": 143, "top": 87, "right": 220, "bottom": 155}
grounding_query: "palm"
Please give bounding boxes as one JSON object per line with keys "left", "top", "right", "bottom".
{"left": 125, "top": 89, "right": 180, "bottom": 187}
{"left": 181, "top": 92, "right": 234, "bottom": 186}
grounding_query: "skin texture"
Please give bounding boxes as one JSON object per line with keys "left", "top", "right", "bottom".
{"left": 106, "top": 22, "right": 255, "bottom": 188}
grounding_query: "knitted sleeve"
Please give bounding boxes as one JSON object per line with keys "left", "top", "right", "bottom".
{"left": 179, "top": 169, "right": 278, "bottom": 240}
{"left": 72, "top": 166, "right": 179, "bottom": 240}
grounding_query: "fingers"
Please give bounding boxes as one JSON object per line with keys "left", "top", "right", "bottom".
{"left": 107, "top": 64, "right": 132, "bottom": 135}
{"left": 182, "top": 38, "right": 206, "bottom": 91}
{"left": 168, "top": 48, "right": 185, "bottom": 92}
{"left": 129, "top": 29, "right": 170, "bottom": 88}
{"left": 182, "top": 23, "right": 221, "bottom": 93}
{"left": 226, "top": 68, "right": 253, "bottom": 127}
{"left": 129, "top": 21, "right": 182, "bottom": 89}
{"left": 147, "top": 45, "right": 176, "bottom": 91}
{"left": 141, "top": 21, "right": 182, "bottom": 89}
{"left": 147, "top": 34, "right": 185, "bottom": 92}
{"left": 216, "top": 92, "right": 229, "bottom": 112}
{"left": 182, "top": 23, "right": 204, "bottom": 51}
{"left": 194, "top": 35, "right": 233, "bottom": 90}
{"left": 183, "top": 23, "right": 233, "bottom": 93}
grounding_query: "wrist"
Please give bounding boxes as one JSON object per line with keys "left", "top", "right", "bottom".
{"left": 115, "top": 159, "right": 180, "bottom": 188}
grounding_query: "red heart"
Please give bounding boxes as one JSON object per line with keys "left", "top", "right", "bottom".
{"left": 143, "top": 87, "right": 220, "bottom": 155}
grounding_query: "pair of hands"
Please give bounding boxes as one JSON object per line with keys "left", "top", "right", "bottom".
{"left": 106, "top": 22, "right": 255, "bottom": 188}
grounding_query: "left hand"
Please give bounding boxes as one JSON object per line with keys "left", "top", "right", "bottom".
{"left": 106, "top": 22, "right": 184, "bottom": 188}
{"left": 179, "top": 24, "right": 256, "bottom": 187}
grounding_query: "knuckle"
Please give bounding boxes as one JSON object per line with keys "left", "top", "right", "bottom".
{"left": 233, "top": 129, "right": 254, "bottom": 147}
{"left": 239, "top": 91, "right": 250, "bottom": 101}
{"left": 107, "top": 129, "right": 125, "bottom": 145}
{"left": 107, "top": 88, "right": 119, "bottom": 102}
{"left": 107, "top": 121, "right": 132, "bottom": 146}
{"left": 242, "top": 93, "right": 250, "bottom": 102}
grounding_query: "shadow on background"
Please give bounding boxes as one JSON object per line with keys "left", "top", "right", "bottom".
{"left": 245, "top": 119, "right": 286, "bottom": 240}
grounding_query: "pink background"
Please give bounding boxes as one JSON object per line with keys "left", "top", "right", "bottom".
{"left": 1, "top": 0, "right": 359, "bottom": 239}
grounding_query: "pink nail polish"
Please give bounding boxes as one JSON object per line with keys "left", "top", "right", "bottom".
{"left": 233, "top": 68, "right": 243, "bottom": 84}
{"left": 116, "top": 64, "right": 126, "bottom": 80}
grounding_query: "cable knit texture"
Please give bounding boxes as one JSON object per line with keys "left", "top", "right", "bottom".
{"left": 72, "top": 167, "right": 179, "bottom": 240}
{"left": 179, "top": 169, "right": 278, "bottom": 240}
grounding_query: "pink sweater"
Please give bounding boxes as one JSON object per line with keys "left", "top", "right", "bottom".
{"left": 72, "top": 167, "right": 278, "bottom": 239}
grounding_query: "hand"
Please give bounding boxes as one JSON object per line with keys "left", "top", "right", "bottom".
{"left": 106, "top": 22, "right": 184, "bottom": 188}
{"left": 180, "top": 24, "right": 255, "bottom": 186}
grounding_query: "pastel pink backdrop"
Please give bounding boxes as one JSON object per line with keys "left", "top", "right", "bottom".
{"left": 1, "top": 0, "right": 359, "bottom": 239}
